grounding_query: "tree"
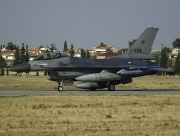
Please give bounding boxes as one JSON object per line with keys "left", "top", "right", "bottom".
{"left": 160, "top": 47, "right": 168, "bottom": 75}
{"left": 174, "top": 53, "right": 180, "bottom": 74}
{"left": 121, "top": 48, "right": 128, "bottom": 53}
{"left": 69, "top": 44, "right": 75, "bottom": 57}
{"left": 26, "top": 45, "right": 28, "bottom": 50}
{"left": 98, "top": 42, "right": 106, "bottom": 47}
{"left": 20, "top": 43, "right": 26, "bottom": 63}
{"left": 128, "top": 39, "right": 136, "bottom": 47}
{"left": 81, "top": 49, "right": 86, "bottom": 58}
{"left": 172, "top": 38, "right": 180, "bottom": 48}
{"left": 25, "top": 44, "right": 29, "bottom": 62}
{"left": 6, "top": 42, "right": 17, "bottom": 50}
{"left": 0, "top": 56, "right": 7, "bottom": 68}
{"left": 92, "top": 55, "right": 97, "bottom": 59}
{"left": 13, "top": 46, "right": 20, "bottom": 66}
{"left": 163, "top": 46, "right": 171, "bottom": 53}
{"left": 106, "top": 48, "right": 113, "bottom": 53}
{"left": 39, "top": 45, "right": 43, "bottom": 49}
{"left": 0, "top": 56, "right": 7, "bottom": 76}
{"left": 50, "top": 43, "right": 57, "bottom": 52}
{"left": 160, "top": 48, "right": 168, "bottom": 68}
{"left": 46, "top": 45, "right": 50, "bottom": 52}
{"left": 63, "top": 40, "right": 68, "bottom": 52}
{"left": 86, "top": 50, "right": 90, "bottom": 58}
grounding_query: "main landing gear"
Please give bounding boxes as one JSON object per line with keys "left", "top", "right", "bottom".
{"left": 57, "top": 80, "right": 63, "bottom": 91}
{"left": 108, "top": 83, "right": 115, "bottom": 91}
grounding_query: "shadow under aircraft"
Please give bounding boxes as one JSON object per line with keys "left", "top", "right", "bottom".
{"left": 10, "top": 27, "right": 173, "bottom": 91}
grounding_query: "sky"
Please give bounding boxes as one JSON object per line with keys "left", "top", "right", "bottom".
{"left": 0, "top": 0, "right": 180, "bottom": 51}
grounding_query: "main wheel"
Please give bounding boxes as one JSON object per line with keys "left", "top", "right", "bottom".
{"left": 108, "top": 84, "right": 115, "bottom": 91}
{"left": 58, "top": 86, "right": 63, "bottom": 92}
{"left": 90, "top": 88, "right": 96, "bottom": 91}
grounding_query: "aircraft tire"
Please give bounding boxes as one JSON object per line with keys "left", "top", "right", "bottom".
{"left": 108, "top": 84, "right": 115, "bottom": 91}
{"left": 58, "top": 86, "right": 63, "bottom": 92}
{"left": 90, "top": 88, "right": 96, "bottom": 91}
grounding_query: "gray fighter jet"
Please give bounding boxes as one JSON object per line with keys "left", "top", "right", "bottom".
{"left": 9, "top": 55, "right": 173, "bottom": 91}
{"left": 10, "top": 27, "right": 172, "bottom": 91}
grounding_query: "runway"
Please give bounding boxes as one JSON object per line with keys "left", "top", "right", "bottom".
{"left": 0, "top": 89, "right": 180, "bottom": 96}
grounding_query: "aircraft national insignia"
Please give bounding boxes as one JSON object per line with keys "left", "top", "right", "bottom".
{"left": 141, "top": 40, "right": 145, "bottom": 44}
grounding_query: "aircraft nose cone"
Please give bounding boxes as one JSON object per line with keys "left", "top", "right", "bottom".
{"left": 9, "top": 63, "right": 31, "bottom": 72}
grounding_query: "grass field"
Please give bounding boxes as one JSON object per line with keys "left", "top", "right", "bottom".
{"left": 0, "top": 73, "right": 180, "bottom": 90}
{"left": 0, "top": 95, "right": 180, "bottom": 136}
{"left": 0, "top": 75, "right": 180, "bottom": 135}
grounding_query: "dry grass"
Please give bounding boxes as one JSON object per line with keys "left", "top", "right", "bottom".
{"left": 0, "top": 95, "right": 180, "bottom": 136}
{"left": 0, "top": 74, "right": 180, "bottom": 90}
{"left": 1, "top": 74, "right": 180, "bottom": 135}
{"left": 119, "top": 75, "right": 180, "bottom": 89}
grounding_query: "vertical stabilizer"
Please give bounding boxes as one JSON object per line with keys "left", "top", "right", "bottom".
{"left": 115, "top": 27, "right": 159, "bottom": 60}
{"left": 127, "top": 27, "right": 159, "bottom": 54}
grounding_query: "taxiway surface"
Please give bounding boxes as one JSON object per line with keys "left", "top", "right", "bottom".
{"left": 0, "top": 89, "right": 180, "bottom": 96}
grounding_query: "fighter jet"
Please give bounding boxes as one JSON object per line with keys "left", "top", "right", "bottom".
{"left": 9, "top": 55, "right": 173, "bottom": 91}
{"left": 10, "top": 27, "right": 172, "bottom": 91}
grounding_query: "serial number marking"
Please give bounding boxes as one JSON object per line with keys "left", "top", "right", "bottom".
{"left": 130, "top": 48, "right": 142, "bottom": 53}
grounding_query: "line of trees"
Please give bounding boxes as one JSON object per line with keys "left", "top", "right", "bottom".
{"left": 63, "top": 40, "right": 75, "bottom": 56}
{"left": 0, "top": 43, "right": 29, "bottom": 76}
{"left": 63, "top": 40, "right": 91, "bottom": 58}
{"left": 13, "top": 43, "right": 29, "bottom": 66}
{"left": 1, "top": 38, "right": 180, "bottom": 75}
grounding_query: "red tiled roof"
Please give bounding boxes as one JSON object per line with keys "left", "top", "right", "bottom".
{"left": 28, "top": 50, "right": 42, "bottom": 57}
{"left": 96, "top": 46, "right": 112, "bottom": 49}
{"left": 0, "top": 50, "right": 15, "bottom": 56}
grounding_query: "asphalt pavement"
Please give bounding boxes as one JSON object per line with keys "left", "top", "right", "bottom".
{"left": 0, "top": 89, "right": 180, "bottom": 96}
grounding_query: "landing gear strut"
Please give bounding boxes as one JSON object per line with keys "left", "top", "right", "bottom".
{"left": 108, "top": 83, "right": 115, "bottom": 91}
{"left": 57, "top": 80, "right": 63, "bottom": 91}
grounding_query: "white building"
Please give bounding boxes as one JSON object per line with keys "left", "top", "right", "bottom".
{"left": 0, "top": 50, "right": 15, "bottom": 66}
{"left": 93, "top": 45, "right": 119, "bottom": 53}
{"left": 172, "top": 48, "right": 180, "bottom": 54}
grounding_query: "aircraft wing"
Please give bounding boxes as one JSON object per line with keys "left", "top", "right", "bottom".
{"left": 40, "top": 64, "right": 135, "bottom": 70}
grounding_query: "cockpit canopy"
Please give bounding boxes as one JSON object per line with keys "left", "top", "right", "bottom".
{"left": 34, "top": 51, "right": 68, "bottom": 60}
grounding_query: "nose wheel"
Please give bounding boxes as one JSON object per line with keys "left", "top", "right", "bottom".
{"left": 58, "top": 86, "right": 63, "bottom": 91}
{"left": 57, "top": 80, "right": 63, "bottom": 92}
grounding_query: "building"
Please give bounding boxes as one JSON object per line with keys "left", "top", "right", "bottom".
{"left": 0, "top": 50, "right": 15, "bottom": 66}
{"left": 93, "top": 45, "right": 119, "bottom": 53}
{"left": 74, "top": 48, "right": 82, "bottom": 58}
{"left": 28, "top": 49, "right": 42, "bottom": 60}
{"left": 172, "top": 48, "right": 180, "bottom": 54}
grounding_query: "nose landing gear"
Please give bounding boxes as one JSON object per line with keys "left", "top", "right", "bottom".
{"left": 57, "top": 80, "right": 63, "bottom": 92}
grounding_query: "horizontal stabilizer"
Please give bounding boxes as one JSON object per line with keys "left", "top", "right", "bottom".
{"left": 130, "top": 66, "right": 159, "bottom": 70}
{"left": 130, "top": 66, "right": 174, "bottom": 73}
{"left": 148, "top": 67, "right": 174, "bottom": 73}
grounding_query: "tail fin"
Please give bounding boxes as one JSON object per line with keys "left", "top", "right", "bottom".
{"left": 115, "top": 27, "right": 159, "bottom": 60}
{"left": 127, "top": 27, "right": 159, "bottom": 54}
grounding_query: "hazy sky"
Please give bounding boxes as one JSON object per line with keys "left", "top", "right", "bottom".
{"left": 0, "top": 0, "right": 180, "bottom": 51}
